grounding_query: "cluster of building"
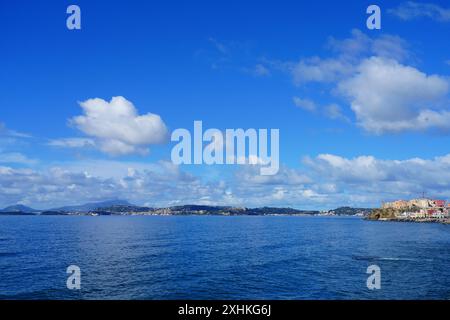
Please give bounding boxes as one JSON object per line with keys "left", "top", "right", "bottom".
{"left": 382, "top": 198, "right": 450, "bottom": 219}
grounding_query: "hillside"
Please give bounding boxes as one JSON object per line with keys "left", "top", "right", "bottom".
{"left": 0, "top": 204, "right": 38, "bottom": 213}
{"left": 366, "top": 208, "right": 398, "bottom": 220}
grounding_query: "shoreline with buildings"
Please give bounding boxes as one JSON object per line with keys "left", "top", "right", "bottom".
{"left": 1, "top": 199, "right": 448, "bottom": 224}
{"left": 367, "top": 198, "right": 450, "bottom": 224}
{"left": 0, "top": 201, "right": 371, "bottom": 217}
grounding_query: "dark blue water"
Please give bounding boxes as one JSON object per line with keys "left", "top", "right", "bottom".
{"left": 0, "top": 216, "right": 448, "bottom": 300}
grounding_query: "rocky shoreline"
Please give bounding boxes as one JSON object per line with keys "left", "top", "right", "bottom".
{"left": 366, "top": 205, "right": 450, "bottom": 224}
{"left": 367, "top": 216, "right": 450, "bottom": 225}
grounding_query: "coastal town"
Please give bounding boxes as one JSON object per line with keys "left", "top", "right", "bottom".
{"left": 0, "top": 201, "right": 371, "bottom": 217}
{"left": 368, "top": 198, "right": 450, "bottom": 223}
{"left": 1, "top": 199, "right": 449, "bottom": 224}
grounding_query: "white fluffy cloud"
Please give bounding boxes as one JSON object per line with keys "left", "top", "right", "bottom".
{"left": 338, "top": 57, "right": 450, "bottom": 133}
{"left": 389, "top": 1, "right": 450, "bottom": 22}
{"left": 70, "top": 96, "right": 168, "bottom": 155}
{"left": 279, "top": 30, "right": 450, "bottom": 134}
{"left": 289, "top": 30, "right": 411, "bottom": 86}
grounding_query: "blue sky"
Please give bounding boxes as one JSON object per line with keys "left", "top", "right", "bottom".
{"left": 1, "top": 0, "right": 450, "bottom": 209}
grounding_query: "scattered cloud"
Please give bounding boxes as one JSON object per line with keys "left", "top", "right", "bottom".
{"left": 286, "top": 29, "right": 411, "bottom": 86}
{"left": 243, "top": 64, "right": 271, "bottom": 77}
{"left": 252, "top": 64, "right": 270, "bottom": 77}
{"left": 200, "top": 37, "right": 234, "bottom": 70}
{"left": 293, "top": 97, "right": 317, "bottom": 112}
{"left": 236, "top": 164, "right": 312, "bottom": 186}
{"left": 47, "top": 138, "right": 95, "bottom": 148}
{"left": 271, "top": 30, "right": 450, "bottom": 133}
{"left": 290, "top": 57, "right": 353, "bottom": 85}
{"left": 323, "top": 104, "right": 350, "bottom": 122}
{"left": 70, "top": 96, "right": 168, "bottom": 156}
{"left": 389, "top": 1, "right": 450, "bottom": 22}
{"left": 369, "top": 35, "right": 411, "bottom": 62}
{"left": 293, "top": 98, "right": 350, "bottom": 123}
{"left": 208, "top": 37, "right": 228, "bottom": 55}
{"left": 0, "top": 122, "right": 31, "bottom": 139}
{"left": 0, "top": 152, "right": 37, "bottom": 165}
{"left": 199, "top": 37, "right": 260, "bottom": 73}
{"left": 327, "top": 30, "right": 411, "bottom": 63}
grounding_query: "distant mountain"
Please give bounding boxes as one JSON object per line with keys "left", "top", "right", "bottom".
{"left": 0, "top": 204, "right": 39, "bottom": 213}
{"left": 330, "top": 207, "right": 373, "bottom": 216}
{"left": 247, "top": 207, "right": 319, "bottom": 216}
{"left": 92, "top": 205, "right": 319, "bottom": 216}
{"left": 0, "top": 202, "right": 373, "bottom": 216}
{"left": 93, "top": 204, "right": 153, "bottom": 214}
{"left": 40, "top": 211, "right": 68, "bottom": 216}
{"left": 51, "top": 200, "right": 133, "bottom": 212}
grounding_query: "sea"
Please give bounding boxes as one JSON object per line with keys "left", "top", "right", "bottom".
{"left": 0, "top": 215, "right": 448, "bottom": 300}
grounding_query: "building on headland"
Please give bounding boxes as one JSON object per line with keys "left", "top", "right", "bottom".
{"left": 382, "top": 198, "right": 449, "bottom": 219}
{"left": 382, "top": 200, "right": 409, "bottom": 210}
{"left": 433, "top": 200, "right": 446, "bottom": 208}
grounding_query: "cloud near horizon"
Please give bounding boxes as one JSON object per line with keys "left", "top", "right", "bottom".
{"left": 303, "top": 153, "right": 450, "bottom": 202}
{"left": 0, "top": 152, "right": 38, "bottom": 165}
{"left": 3, "top": 153, "right": 450, "bottom": 210}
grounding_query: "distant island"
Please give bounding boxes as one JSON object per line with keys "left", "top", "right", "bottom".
{"left": 0, "top": 200, "right": 372, "bottom": 217}
{"left": 367, "top": 198, "right": 450, "bottom": 224}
